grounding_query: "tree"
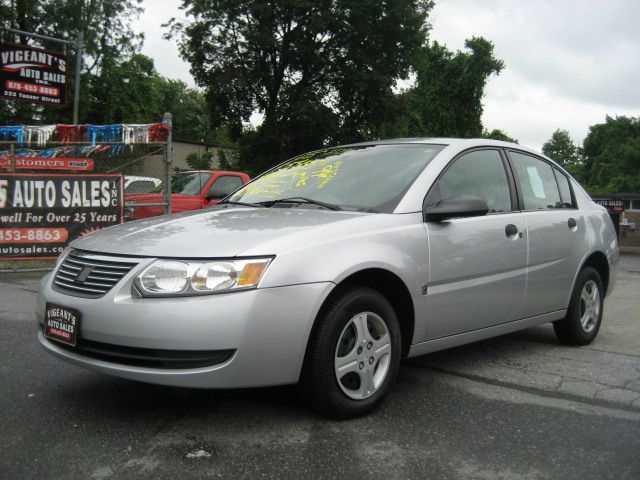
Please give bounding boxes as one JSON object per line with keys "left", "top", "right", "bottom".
{"left": 405, "top": 37, "right": 504, "bottom": 138}
{"left": 482, "top": 128, "right": 518, "bottom": 143}
{"left": 581, "top": 116, "right": 640, "bottom": 193}
{"left": 85, "top": 53, "right": 215, "bottom": 142}
{"left": 542, "top": 128, "right": 583, "bottom": 180}
{"left": 542, "top": 129, "right": 580, "bottom": 166}
{"left": 154, "top": 78, "right": 214, "bottom": 143}
{"left": 169, "top": 0, "right": 433, "bottom": 174}
{"left": 186, "top": 151, "right": 213, "bottom": 170}
{"left": 86, "top": 54, "right": 159, "bottom": 124}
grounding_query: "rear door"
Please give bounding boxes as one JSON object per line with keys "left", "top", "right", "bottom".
{"left": 506, "top": 150, "right": 587, "bottom": 316}
{"left": 421, "top": 148, "right": 528, "bottom": 340}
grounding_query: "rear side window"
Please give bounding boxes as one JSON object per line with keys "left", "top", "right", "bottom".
{"left": 426, "top": 149, "right": 512, "bottom": 213}
{"left": 509, "top": 151, "right": 562, "bottom": 210}
{"left": 554, "top": 169, "right": 575, "bottom": 208}
{"left": 125, "top": 181, "right": 157, "bottom": 194}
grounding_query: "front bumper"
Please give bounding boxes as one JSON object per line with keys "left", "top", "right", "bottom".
{"left": 38, "top": 271, "right": 333, "bottom": 388}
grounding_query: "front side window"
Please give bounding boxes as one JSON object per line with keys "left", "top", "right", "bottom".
{"left": 426, "top": 149, "right": 512, "bottom": 213}
{"left": 209, "top": 175, "right": 244, "bottom": 197}
{"left": 509, "top": 151, "right": 562, "bottom": 210}
{"left": 228, "top": 144, "right": 445, "bottom": 213}
{"left": 171, "top": 172, "right": 213, "bottom": 195}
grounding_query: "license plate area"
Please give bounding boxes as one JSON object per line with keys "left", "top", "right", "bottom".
{"left": 45, "top": 303, "right": 81, "bottom": 347}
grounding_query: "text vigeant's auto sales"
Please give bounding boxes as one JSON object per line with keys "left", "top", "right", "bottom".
{"left": 1, "top": 42, "right": 68, "bottom": 105}
{"left": 1, "top": 48, "right": 66, "bottom": 82}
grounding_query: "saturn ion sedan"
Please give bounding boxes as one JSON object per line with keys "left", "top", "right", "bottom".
{"left": 38, "top": 138, "right": 618, "bottom": 418}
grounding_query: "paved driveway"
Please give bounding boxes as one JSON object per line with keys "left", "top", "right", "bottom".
{"left": 1, "top": 255, "right": 639, "bottom": 479}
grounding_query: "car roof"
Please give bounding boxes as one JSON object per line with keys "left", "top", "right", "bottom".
{"left": 341, "top": 137, "right": 544, "bottom": 156}
{"left": 124, "top": 175, "right": 162, "bottom": 183}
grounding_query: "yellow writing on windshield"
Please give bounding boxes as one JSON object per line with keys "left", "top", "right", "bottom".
{"left": 242, "top": 154, "right": 345, "bottom": 198}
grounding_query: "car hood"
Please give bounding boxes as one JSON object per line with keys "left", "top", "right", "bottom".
{"left": 124, "top": 193, "right": 196, "bottom": 201}
{"left": 124, "top": 192, "right": 163, "bottom": 201}
{"left": 71, "top": 206, "right": 368, "bottom": 258}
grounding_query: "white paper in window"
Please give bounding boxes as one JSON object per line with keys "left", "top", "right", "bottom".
{"left": 526, "top": 166, "right": 546, "bottom": 199}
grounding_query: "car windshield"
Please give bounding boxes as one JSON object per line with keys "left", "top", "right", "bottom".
{"left": 227, "top": 144, "right": 444, "bottom": 212}
{"left": 166, "top": 172, "right": 212, "bottom": 195}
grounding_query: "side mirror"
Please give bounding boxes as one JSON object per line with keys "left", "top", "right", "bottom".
{"left": 424, "top": 197, "right": 489, "bottom": 222}
{"left": 205, "top": 189, "right": 226, "bottom": 201}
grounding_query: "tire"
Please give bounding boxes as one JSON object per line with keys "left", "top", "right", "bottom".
{"left": 299, "top": 286, "right": 402, "bottom": 419}
{"left": 553, "top": 266, "right": 604, "bottom": 345}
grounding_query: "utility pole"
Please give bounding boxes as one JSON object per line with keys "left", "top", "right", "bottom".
{"left": 163, "top": 112, "right": 173, "bottom": 215}
{"left": 72, "top": 30, "right": 83, "bottom": 124}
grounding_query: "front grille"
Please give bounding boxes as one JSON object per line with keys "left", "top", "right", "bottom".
{"left": 53, "top": 250, "right": 138, "bottom": 298}
{"left": 52, "top": 337, "right": 235, "bottom": 369}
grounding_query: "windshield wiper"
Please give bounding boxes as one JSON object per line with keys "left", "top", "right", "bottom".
{"left": 259, "top": 197, "right": 343, "bottom": 211}
{"left": 220, "top": 200, "right": 266, "bottom": 208}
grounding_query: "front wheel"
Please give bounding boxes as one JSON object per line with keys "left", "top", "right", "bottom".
{"left": 553, "top": 266, "right": 604, "bottom": 345}
{"left": 300, "top": 287, "right": 402, "bottom": 419}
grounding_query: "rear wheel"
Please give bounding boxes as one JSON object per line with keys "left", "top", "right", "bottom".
{"left": 300, "top": 287, "right": 402, "bottom": 419}
{"left": 553, "top": 266, "right": 604, "bottom": 345}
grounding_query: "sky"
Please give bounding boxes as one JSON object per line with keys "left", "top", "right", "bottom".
{"left": 134, "top": 0, "right": 640, "bottom": 150}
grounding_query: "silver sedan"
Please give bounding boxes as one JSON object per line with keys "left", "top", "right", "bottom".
{"left": 38, "top": 138, "right": 619, "bottom": 418}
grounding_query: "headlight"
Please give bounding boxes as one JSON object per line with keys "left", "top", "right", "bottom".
{"left": 135, "top": 258, "right": 273, "bottom": 297}
{"left": 124, "top": 206, "right": 135, "bottom": 221}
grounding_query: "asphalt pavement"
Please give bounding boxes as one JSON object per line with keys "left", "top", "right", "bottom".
{"left": 1, "top": 255, "right": 639, "bottom": 479}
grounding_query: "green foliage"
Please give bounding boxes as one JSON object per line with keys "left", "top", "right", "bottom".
{"left": 185, "top": 151, "right": 212, "bottom": 170}
{"left": 482, "top": 129, "right": 518, "bottom": 143}
{"left": 401, "top": 38, "right": 504, "bottom": 138}
{"left": 86, "top": 54, "right": 159, "bottom": 123}
{"left": 217, "top": 149, "right": 241, "bottom": 171}
{"left": 542, "top": 129, "right": 581, "bottom": 167}
{"left": 581, "top": 116, "right": 640, "bottom": 193}
{"left": 85, "top": 54, "right": 215, "bottom": 142}
{"left": 169, "top": 0, "right": 433, "bottom": 173}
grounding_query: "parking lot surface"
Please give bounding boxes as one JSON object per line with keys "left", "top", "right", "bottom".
{"left": 1, "top": 255, "right": 639, "bottom": 479}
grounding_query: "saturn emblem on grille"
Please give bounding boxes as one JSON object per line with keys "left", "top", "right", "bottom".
{"left": 76, "top": 266, "right": 93, "bottom": 282}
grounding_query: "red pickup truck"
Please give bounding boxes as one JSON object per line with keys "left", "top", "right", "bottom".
{"left": 125, "top": 170, "right": 251, "bottom": 220}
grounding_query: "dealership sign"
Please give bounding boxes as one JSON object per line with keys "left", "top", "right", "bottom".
{"left": 1, "top": 42, "right": 68, "bottom": 105}
{"left": 0, "top": 157, "right": 94, "bottom": 171}
{"left": 593, "top": 198, "right": 624, "bottom": 213}
{"left": 0, "top": 174, "right": 122, "bottom": 259}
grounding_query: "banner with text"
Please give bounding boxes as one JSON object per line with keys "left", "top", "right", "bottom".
{"left": 0, "top": 173, "right": 123, "bottom": 259}
{"left": 0, "top": 157, "right": 94, "bottom": 171}
{"left": 1, "top": 42, "right": 68, "bottom": 105}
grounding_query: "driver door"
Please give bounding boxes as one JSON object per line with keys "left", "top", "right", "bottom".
{"left": 419, "top": 149, "right": 528, "bottom": 340}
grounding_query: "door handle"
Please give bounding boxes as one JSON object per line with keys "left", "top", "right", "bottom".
{"left": 568, "top": 218, "right": 577, "bottom": 228}
{"left": 505, "top": 224, "right": 518, "bottom": 237}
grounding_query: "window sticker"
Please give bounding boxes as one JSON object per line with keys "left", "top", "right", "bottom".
{"left": 242, "top": 156, "right": 344, "bottom": 198}
{"left": 526, "top": 166, "right": 546, "bottom": 199}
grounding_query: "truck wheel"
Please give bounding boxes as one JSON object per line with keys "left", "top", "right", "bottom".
{"left": 300, "top": 287, "right": 402, "bottom": 419}
{"left": 553, "top": 266, "right": 604, "bottom": 345}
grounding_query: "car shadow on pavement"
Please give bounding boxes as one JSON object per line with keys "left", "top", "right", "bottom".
{"left": 44, "top": 326, "right": 562, "bottom": 424}
{"left": 48, "top": 372, "right": 313, "bottom": 421}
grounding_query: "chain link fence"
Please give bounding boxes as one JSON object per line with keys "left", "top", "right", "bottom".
{"left": 0, "top": 120, "right": 172, "bottom": 271}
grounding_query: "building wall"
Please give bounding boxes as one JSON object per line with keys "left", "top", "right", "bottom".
{"left": 621, "top": 210, "right": 640, "bottom": 247}
{"left": 138, "top": 142, "right": 238, "bottom": 180}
